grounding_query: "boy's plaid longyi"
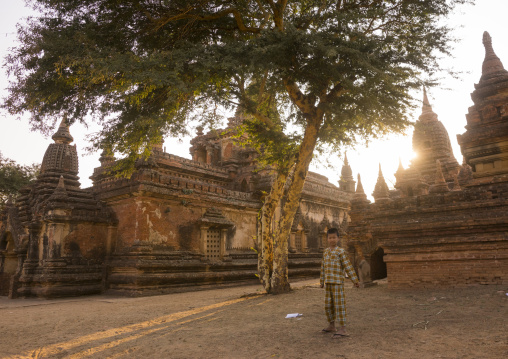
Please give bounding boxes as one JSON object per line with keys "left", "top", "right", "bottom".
{"left": 324, "top": 283, "right": 346, "bottom": 325}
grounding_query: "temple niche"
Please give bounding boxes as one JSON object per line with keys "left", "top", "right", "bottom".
{"left": 347, "top": 32, "right": 508, "bottom": 288}
{"left": 0, "top": 108, "right": 353, "bottom": 298}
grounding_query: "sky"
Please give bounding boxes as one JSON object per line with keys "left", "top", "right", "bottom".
{"left": 1, "top": 1, "right": 508, "bottom": 199}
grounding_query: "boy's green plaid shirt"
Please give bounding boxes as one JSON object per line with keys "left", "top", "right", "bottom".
{"left": 320, "top": 246, "right": 359, "bottom": 285}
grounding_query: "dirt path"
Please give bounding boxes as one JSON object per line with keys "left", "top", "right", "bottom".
{"left": 0, "top": 279, "right": 507, "bottom": 359}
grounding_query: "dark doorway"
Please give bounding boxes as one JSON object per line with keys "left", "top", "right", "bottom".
{"left": 240, "top": 179, "right": 248, "bottom": 192}
{"left": 370, "top": 247, "right": 387, "bottom": 280}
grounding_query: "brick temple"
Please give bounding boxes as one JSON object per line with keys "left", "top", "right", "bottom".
{"left": 0, "top": 110, "right": 354, "bottom": 298}
{"left": 347, "top": 32, "right": 508, "bottom": 288}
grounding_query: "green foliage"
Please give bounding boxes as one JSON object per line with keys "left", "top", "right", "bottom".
{"left": 3, "top": 0, "right": 472, "bottom": 170}
{"left": 0, "top": 152, "right": 39, "bottom": 206}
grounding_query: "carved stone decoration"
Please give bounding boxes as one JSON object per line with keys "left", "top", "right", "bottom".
{"left": 318, "top": 217, "right": 331, "bottom": 251}
{"left": 500, "top": 104, "right": 508, "bottom": 118}
{"left": 457, "top": 161, "right": 474, "bottom": 186}
{"left": 429, "top": 160, "right": 450, "bottom": 193}
{"left": 358, "top": 258, "right": 377, "bottom": 288}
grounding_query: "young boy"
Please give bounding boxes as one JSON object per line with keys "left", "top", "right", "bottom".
{"left": 320, "top": 227, "right": 359, "bottom": 338}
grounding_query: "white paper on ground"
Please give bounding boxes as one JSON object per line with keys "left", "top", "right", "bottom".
{"left": 285, "top": 313, "right": 302, "bottom": 318}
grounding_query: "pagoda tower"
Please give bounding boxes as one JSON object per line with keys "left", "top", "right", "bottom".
{"left": 372, "top": 164, "right": 391, "bottom": 202}
{"left": 457, "top": 32, "right": 508, "bottom": 180}
{"left": 339, "top": 153, "right": 356, "bottom": 193}
{"left": 395, "top": 89, "right": 460, "bottom": 196}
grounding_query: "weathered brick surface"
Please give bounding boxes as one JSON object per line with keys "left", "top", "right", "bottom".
{"left": 0, "top": 111, "right": 354, "bottom": 299}
{"left": 96, "top": 149, "right": 349, "bottom": 294}
{"left": 347, "top": 33, "right": 508, "bottom": 289}
{"left": 0, "top": 120, "right": 117, "bottom": 298}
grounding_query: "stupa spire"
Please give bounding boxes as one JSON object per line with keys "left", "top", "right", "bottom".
{"left": 52, "top": 117, "right": 74, "bottom": 144}
{"left": 356, "top": 173, "right": 365, "bottom": 195}
{"left": 341, "top": 152, "right": 353, "bottom": 179}
{"left": 481, "top": 31, "right": 507, "bottom": 80}
{"left": 418, "top": 87, "right": 438, "bottom": 123}
{"left": 396, "top": 157, "right": 404, "bottom": 173}
{"left": 372, "top": 164, "right": 390, "bottom": 201}
{"left": 353, "top": 173, "right": 370, "bottom": 203}
{"left": 339, "top": 152, "right": 355, "bottom": 192}
{"left": 423, "top": 87, "right": 430, "bottom": 108}
{"left": 99, "top": 145, "right": 115, "bottom": 165}
{"left": 46, "top": 175, "right": 71, "bottom": 207}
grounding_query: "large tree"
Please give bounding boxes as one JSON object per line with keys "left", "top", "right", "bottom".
{"left": 0, "top": 152, "right": 39, "bottom": 207}
{"left": 3, "top": 0, "right": 470, "bottom": 293}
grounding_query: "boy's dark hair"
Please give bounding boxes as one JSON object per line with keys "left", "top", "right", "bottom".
{"left": 327, "top": 228, "right": 340, "bottom": 237}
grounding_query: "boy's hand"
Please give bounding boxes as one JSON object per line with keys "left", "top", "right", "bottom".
{"left": 353, "top": 282, "right": 360, "bottom": 288}
{"left": 320, "top": 284, "right": 324, "bottom": 288}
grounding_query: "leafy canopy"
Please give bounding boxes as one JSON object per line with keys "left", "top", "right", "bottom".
{"left": 0, "top": 152, "right": 40, "bottom": 207}
{"left": 3, "top": 0, "right": 471, "bottom": 169}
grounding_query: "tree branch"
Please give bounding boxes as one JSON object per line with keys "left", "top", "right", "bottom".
{"left": 283, "top": 79, "right": 317, "bottom": 119}
{"left": 152, "top": 7, "right": 261, "bottom": 34}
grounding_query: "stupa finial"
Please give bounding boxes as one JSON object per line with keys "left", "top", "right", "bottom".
{"left": 356, "top": 173, "right": 365, "bottom": 195}
{"left": 372, "top": 164, "right": 390, "bottom": 201}
{"left": 52, "top": 117, "right": 74, "bottom": 145}
{"left": 340, "top": 152, "right": 353, "bottom": 181}
{"left": 396, "top": 157, "right": 404, "bottom": 173}
{"left": 481, "top": 31, "right": 506, "bottom": 79}
{"left": 419, "top": 87, "right": 438, "bottom": 122}
{"left": 423, "top": 87, "right": 430, "bottom": 107}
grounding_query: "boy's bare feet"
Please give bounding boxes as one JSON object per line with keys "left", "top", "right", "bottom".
{"left": 321, "top": 323, "right": 337, "bottom": 332}
{"left": 332, "top": 326, "right": 349, "bottom": 338}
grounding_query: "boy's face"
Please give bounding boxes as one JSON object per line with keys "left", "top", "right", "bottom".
{"left": 327, "top": 233, "right": 339, "bottom": 247}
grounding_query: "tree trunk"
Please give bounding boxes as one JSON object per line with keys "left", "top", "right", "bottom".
{"left": 269, "top": 117, "right": 322, "bottom": 294}
{"left": 257, "top": 168, "right": 288, "bottom": 293}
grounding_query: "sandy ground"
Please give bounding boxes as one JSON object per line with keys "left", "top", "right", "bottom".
{"left": 0, "top": 278, "right": 507, "bottom": 359}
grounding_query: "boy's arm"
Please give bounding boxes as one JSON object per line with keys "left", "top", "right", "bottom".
{"left": 340, "top": 250, "right": 359, "bottom": 285}
{"left": 320, "top": 255, "right": 325, "bottom": 288}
